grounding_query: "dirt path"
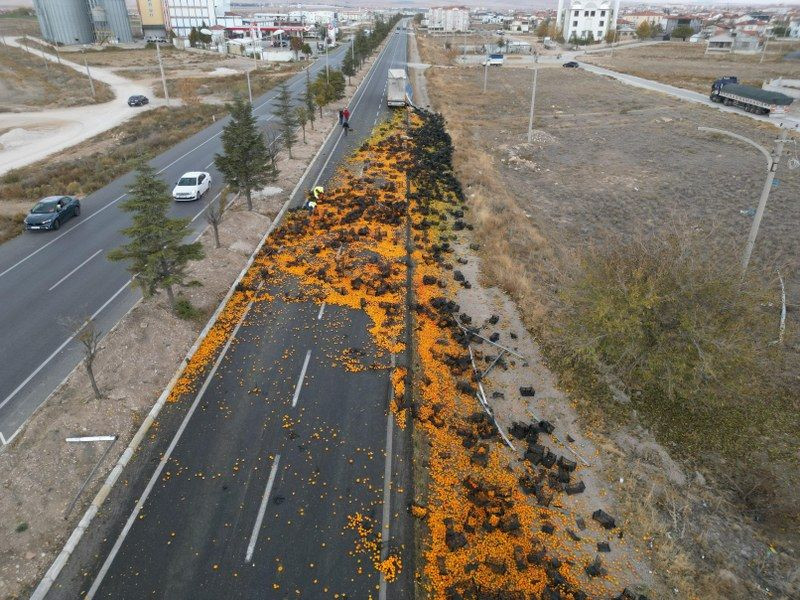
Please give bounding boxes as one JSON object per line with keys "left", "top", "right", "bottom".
{"left": 0, "top": 37, "right": 163, "bottom": 175}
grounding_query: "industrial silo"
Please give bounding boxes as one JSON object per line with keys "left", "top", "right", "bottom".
{"left": 32, "top": 0, "right": 94, "bottom": 45}
{"left": 88, "top": 0, "right": 134, "bottom": 43}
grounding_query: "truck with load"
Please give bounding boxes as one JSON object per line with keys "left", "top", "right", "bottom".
{"left": 710, "top": 76, "right": 794, "bottom": 116}
{"left": 387, "top": 69, "right": 408, "bottom": 107}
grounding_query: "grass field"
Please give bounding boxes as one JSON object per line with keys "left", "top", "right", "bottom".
{"left": 582, "top": 40, "right": 800, "bottom": 93}
{"left": 0, "top": 45, "right": 113, "bottom": 111}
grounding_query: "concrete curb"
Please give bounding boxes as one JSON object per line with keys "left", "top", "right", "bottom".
{"left": 29, "top": 34, "right": 394, "bottom": 600}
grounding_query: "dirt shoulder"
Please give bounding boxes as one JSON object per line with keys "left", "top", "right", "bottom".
{"left": 415, "top": 30, "right": 800, "bottom": 600}
{"left": 581, "top": 40, "right": 800, "bottom": 95}
{"left": 0, "top": 48, "right": 381, "bottom": 600}
{"left": 0, "top": 45, "right": 113, "bottom": 111}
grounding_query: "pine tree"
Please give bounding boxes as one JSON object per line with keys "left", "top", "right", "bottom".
{"left": 108, "top": 163, "right": 203, "bottom": 311}
{"left": 341, "top": 52, "right": 356, "bottom": 85}
{"left": 328, "top": 70, "right": 346, "bottom": 100}
{"left": 295, "top": 106, "right": 308, "bottom": 143}
{"left": 273, "top": 83, "right": 298, "bottom": 159}
{"left": 215, "top": 96, "right": 276, "bottom": 211}
{"left": 303, "top": 78, "right": 316, "bottom": 130}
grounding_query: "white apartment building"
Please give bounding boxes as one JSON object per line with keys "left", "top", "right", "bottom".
{"left": 162, "top": 0, "right": 229, "bottom": 37}
{"left": 556, "top": 0, "right": 619, "bottom": 41}
{"left": 287, "top": 10, "right": 336, "bottom": 25}
{"left": 428, "top": 7, "right": 470, "bottom": 33}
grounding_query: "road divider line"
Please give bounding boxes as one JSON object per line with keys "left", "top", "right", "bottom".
{"left": 245, "top": 454, "right": 281, "bottom": 563}
{"left": 48, "top": 249, "right": 103, "bottom": 292}
{"left": 291, "top": 350, "right": 312, "bottom": 408}
{"left": 379, "top": 353, "right": 397, "bottom": 600}
{"left": 84, "top": 294, "right": 255, "bottom": 600}
{"left": 0, "top": 194, "right": 124, "bottom": 281}
{"left": 317, "top": 302, "right": 326, "bottom": 321}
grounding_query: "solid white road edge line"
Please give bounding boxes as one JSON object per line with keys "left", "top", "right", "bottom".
{"left": 317, "top": 302, "right": 326, "bottom": 320}
{"left": 245, "top": 454, "right": 281, "bottom": 562}
{"left": 48, "top": 249, "right": 103, "bottom": 292}
{"left": 28, "top": 36, "right": 398, "bottom": 599}
{"left": 379, "top": 353, "right": 397, "bottom": 600}
{"left": 85, "top": 296, "right": 254, "bottom": 600}
{"left": 291, "top": 350, "right": 312, "bottom": 408}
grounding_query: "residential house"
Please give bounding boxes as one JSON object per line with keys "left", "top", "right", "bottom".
{"left": 556, "top": 0, "right": 619, "bottom": 42}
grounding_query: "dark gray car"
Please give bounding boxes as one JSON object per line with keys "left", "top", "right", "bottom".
{"left": 24, "top": 196, "right": 81, "bottom": 231}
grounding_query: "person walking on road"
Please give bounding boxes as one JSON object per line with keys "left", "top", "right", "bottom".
{"left": 342, "top": 119, "right": 350, "bottom": 136}
{"left": 343, "top": 107, "right": 350, "bottom": 122}
{"left": 338, "top": 109, "right": 344, "bottom": 125}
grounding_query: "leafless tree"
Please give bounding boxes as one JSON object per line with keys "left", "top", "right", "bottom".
{"left": 67, "top": 317, "right": 103, "bottom": 400}
{"left": 206, "top": 189, "right": 226, "bottom": 248}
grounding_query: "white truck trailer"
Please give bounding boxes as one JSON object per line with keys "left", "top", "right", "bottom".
{"left": 387, "top": 69, "right": 408, "bottom": 107}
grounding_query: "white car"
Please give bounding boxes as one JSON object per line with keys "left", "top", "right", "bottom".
{"left": 172, "top": 172, "right": 211, "bottom": 201}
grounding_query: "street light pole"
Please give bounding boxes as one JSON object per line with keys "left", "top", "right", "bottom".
{"left": 156, "top": 41, "right": 169, "bottom": 105}
{"left": 698, "top": 124, "right": 795, "bottom": 273}
{"left": 483, "top": 58, "right": 488, "bottom": 93}
{"left": 526, "top": 68, "right": 538, "bottom": 142}
{"left": 246, "top": 68, "right": 253, "bottom": 104}
{"left": 325, "top": 41, "right": 329, "bottom": 82}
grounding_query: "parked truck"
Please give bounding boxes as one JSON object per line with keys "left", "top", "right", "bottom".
{"left": 710, "top": 76, "right": 793, "bottom": 116}
{"left": 387, "top": 69, "right": 408, "bottom": 107}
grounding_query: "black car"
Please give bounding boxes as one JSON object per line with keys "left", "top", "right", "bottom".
{"left": 128, "top": 95, "right": 149, "bottom": 107}
{"left": 24, "top": 196, "right": 80, "bottom": 231}
{"left": 563, "top": 61, "right": 579, "bottom": 68}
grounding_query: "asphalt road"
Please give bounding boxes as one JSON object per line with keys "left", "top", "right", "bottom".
{"left": 45, "top": 25, "right": 413, "bottom": 600}
{"left": 0, "top": 41, "right": 355, "bottom": 442}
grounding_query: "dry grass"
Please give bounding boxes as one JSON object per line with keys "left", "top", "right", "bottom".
{"left": 0, "top": 104, "right": 226, "bottom": 207}
{"left": 0, "top": 212, "right": 23, "bottom": 243}
{"left": 418, "top": 32, "right": 800, "bottom": 600}
{"left": 153, "top": 64, "right": 299, "bottom": 103}
{"left": 582, "top": 40, "right": 800, "bottom": 93}
{"left": 0, "top": 45, "right": 113, "bottom": 111}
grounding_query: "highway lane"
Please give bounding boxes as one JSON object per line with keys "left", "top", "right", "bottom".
{"left": 46, "top": 23, "right": 412, "bottom": 599}
{"left": 0, "top": 43, "right": 353, "bottom": 441}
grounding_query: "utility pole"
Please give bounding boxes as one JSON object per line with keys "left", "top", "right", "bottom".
{"left": 325, "top": 40, "right": 329, "bottom": 82}
{"left": 759, "top": 35, "right": 769, "bottom": 64}
{"left": 482, "top": 58, "right": 488, "bottom": 93}
{"left": 526, "top": 68, "right": 538, "bottom": 142}
{"left": 55, "top": 44, "right": 61, "bottom": 64}
{"left": 698, "top": 124, "right": 796, "bottom": 273}
{"left": 81, "top": 48, "right": 95, "bottom": 99}
{"left": 156, "top": 41, "right": 169, "bottom": 105}
{"left": 246, "top": 68, "right": 253, "bottom": 104}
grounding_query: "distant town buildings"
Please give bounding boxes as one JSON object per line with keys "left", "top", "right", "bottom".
{"left": 556, "top": 0, "right": 620, "bottom": 42}
{"left": 33, "top": 0, "right": 133, "bottom": 45}
{"left": 426, "top": 7, "right": 470, "bottom": 33}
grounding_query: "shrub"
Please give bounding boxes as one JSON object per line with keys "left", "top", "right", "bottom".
{"left": 559, "top": 231, "right": 796, "bottom": 467}
{"left": 15, "top": 522, "right": 28, "bottom": 533}
{"left": 174, "top": 296, "right": 203, "bottom": 321}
